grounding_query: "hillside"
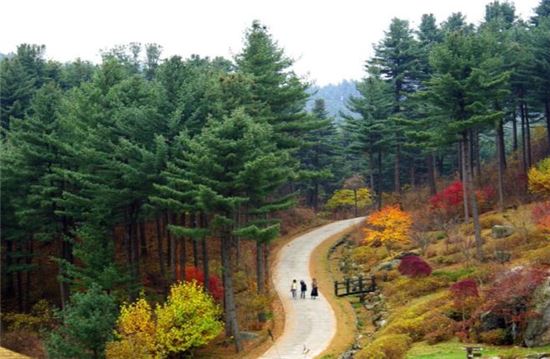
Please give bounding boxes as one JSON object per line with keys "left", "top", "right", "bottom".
{"left": 306, "top": 79, "right": 358, "bottom": 120}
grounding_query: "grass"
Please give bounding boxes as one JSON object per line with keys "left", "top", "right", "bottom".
{"left": 311, "top": 222, "right": 364, "bottom": 359}
{"left": 407, "top": 340, "right": 550, "bottom": 358}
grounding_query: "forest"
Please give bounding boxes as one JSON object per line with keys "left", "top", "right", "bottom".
{"left": 1, "top": 0, "right": 550, "bottom": 358}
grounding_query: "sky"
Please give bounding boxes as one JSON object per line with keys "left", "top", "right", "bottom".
{"left": 0, "top": 0, "right": 541, "bottom": 86}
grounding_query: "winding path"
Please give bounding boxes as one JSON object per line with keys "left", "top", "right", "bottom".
{"left": 260, "top": 217, "right": 365, "bottom": 359}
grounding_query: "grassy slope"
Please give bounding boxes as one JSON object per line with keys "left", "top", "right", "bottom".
{"left": 335, "top": 204, "right": 550, "bottom": 358}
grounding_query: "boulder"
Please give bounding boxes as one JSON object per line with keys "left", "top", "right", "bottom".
{"left": 525, "top": 278, "right": 550, "bottom": 347}
{"left": 375, "top": 259, "right": 401, "bottom": 271}
{"left": 491, "top": 225, "right": 514, "bottom": 239}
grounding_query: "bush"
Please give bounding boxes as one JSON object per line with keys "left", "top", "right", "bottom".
{"left": 183, "top": 266, "right": 224, "bottom": 301}
{"left": 356, "top": 334, "right": 412, "bottom": 359}
{"left": 46, "top": 284, "right": 118, "bottom": 359}
{"left": 479, "top": 214, "right": 504, "bottom": 229}
{"left": 398, "top": 255, "right": 432, "bottom": 278}
{"left": 432, "top": 268, "right": 475, "bottom": 282}
{"left": 423, "top": 312, "right": 455, "bottom": 344}
{"left": 528, "top": 157, "right": 550, "bottom": 197}
{"left": 471, "top": 267, "right": 547, "bottom": 344}
{"left": 430, "top": 181, "right": 495, "bottom": 219}
{"left": 364, "top": 206, "right": 412, "bottom": 251}
{"left": 384, "top": 277, "right": 449, "bottom": 304}
{"left": 532, "top": 201, "right": 550, "bottom": 232}
{"left": 107, "top": 281, "right": 223, "bottom": 359}
{"left": 479, "top": 328, "right": 507, "bottom": 345}
{"left": 2, "top": 299, "right": 55, "bottom": 332}
{"left": 524, "top": 246, "right": 550, "bottom": 265}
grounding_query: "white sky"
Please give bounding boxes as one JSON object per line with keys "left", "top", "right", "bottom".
{"left": 0, "top": 0, "right": 540, "bottom": 85}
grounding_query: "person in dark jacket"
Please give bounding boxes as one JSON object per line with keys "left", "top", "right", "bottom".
{"left": 300, "top": 280, "right": 307, "bottom": 299}
{"left": 311, "top": 278, "right": 318, "bottom": 299}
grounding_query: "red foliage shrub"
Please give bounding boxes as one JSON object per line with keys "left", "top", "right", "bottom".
{"left": 398, "top": 255, "right": 432, "bottom": 277}
{"left": 450, "top": 279, "right": 479, "bottom": 300}
{"left": 430, "top": 181, "right": 464, "bottom": 215}
{"left": 532, "top": 201, "right": 550, "bottom": 231}
{"left": 472, "top": 267, "right": 547, "bottom": 343}
{"left": 429, "top": 181, "right": 495, "bottom": 218}
{"left": 181, "top": 266, "right": 224, "bottom": 302}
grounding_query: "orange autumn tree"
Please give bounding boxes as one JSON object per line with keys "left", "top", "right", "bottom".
{"left": 364, "top": 205, "right": 412, "bottom": 253}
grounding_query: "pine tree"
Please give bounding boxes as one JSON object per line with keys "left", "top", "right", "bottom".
{"left": 369, "top": 18, "right": 419, "bottom": 194}
{"left": 46, "top": 284, "right": 117, "bottom": 359}
{"left": 235, "top": 20, "right": 311, "bottom": 151}
{"left": 298, "top": 99, "right": 338, "bottom": 210}
{"left": 344, "top": 71, "right": 393, "bottom": 209}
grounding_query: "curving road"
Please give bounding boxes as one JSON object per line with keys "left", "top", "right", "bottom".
{"left": 260, "top": 217, "right": 365, "bottom": 359}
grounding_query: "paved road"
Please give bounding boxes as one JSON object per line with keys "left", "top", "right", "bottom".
{"left": 259, "top": 217, "right": 365, "bottom": 359}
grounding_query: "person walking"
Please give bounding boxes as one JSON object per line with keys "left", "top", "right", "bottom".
{"left": 300, "top": 280, "right": 307, "bottom": 299}
{"left": 291, "top": 279, "right": 298, "bottom": 299}
{"left": 311, "top": 278, "right": 318, "bottom": 299}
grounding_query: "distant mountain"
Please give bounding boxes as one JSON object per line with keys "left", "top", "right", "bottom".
{"left": 306, "top": 80, "right": 359, "bottom": 121}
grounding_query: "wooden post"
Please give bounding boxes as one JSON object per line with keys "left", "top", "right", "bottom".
{"left": 334, "top": 281, "right": 338, "bottom": 297}
{"left": 346, "top": 278, "right": 350, "bottom": 295}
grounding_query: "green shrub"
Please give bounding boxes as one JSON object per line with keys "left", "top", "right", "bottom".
{"left": 357, "top": 334, "right": 412, "bottom": 359}
{"left": 479, "top": 214, "right": 504, "bottom": 229}
{"left": 2, "top": 299, "right": 55, "bottom": 332}
{"left": 524, "top": 244, "right": 550, "bottom": 265}
{"left": 432, "top": 267, "right": 475, "bottom": 282}
{"left": 384, "top": 276, "right": 449, "bottom": 304}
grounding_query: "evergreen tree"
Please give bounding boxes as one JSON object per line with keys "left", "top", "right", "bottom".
{"left": 344, "top": 71, "right": 393, "bottom": 209}
{"left": 46, "top": 284, "right": 117, "bottom": 359}
{"left": 298, "top": 99, "right": 338, "bottom": 210}
{"left": 369, "top": 18, "right": 419, "bottom": 193}
{"left": 235, "top": 20, "right": 311, "bottom": 151}
{"left": 0, "top": 44, "right": 47, "bottom": 131}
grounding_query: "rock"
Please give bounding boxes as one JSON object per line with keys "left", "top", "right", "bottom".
{"left": 491, "top": 225, "right": 514, "bottom": 238}
{"left": 239, "top": 331, "right": 260, "bottom": 340}
{"left": 480, "top": 311, "right": 506, "bottom": 331}
{"left": 525, "top": 278, "right": 550, "bottom": 347}
{"left": 396, "top": 250, "right": 420, "bottom": 259}
{"left": 365, "top": 303, "right": 376, "bottom": 310}
{"left": 375, "top": 319, "right": 387, "bottom": 328}
{"left": 375, "top": 259, "right": 401, "bottom": 271}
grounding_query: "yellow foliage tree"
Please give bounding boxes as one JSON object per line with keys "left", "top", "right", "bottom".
{"left": 364, "top": 205, "right": 412, "bottom": 252}
{"left": 326, "top": 188, "right": 372, "bottom": 212}
{"left": 528, "top": 158, "right": 550, "bottom": 197}
{"left": 155, "top": 281, "right": 223, "bottom": 357}
{"left": 106, "top": 281, "right": 222, "bottom": 359}
{"left": 106, "top": 298, "right": 157, "bottom": 359}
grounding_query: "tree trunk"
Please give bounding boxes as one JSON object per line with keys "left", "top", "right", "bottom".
{"left": 525, "top": 103, "right": 532, "bottom": 169}
{"left": 369, "top": 153, "right": 375, "bottom": 190}
{"left": 521, "top": 102, "right": 528, "bottom": 175}
{"left": 497, "top": 119, "right": 506, "bottom": 212}
{"left": 512, "top": 108, "right": 518, "bottom": 152}
{"left": 256, "top": 240, "right": 267, "bottom": 322}
{"left": 221, "top": 229, "right": 242, "bottom": 352}
{"left": 139, "top": 221, "right": 147, "bottom": 257}
{"left": 313, "top": 180, "right": 319, "bottom": 212}
{"left": 179, "top": 214, "right": 187, "bottom": 281}
{"left": 263, "top": 241, "right": 269, "bottom": 290}
{"left": 546, "top": 100, "right": 550, "bottom": 154}
{"left": 410, "top": 160, "right": 416, "bottom": 188}
{"left": 353, "top": 189, "right": 358, "bottom": 217}
{"left": 464, "top": 132, "right": 484, "bottom": 260}
{"left": 394, "top": 144, "right": 401, "bottom": 194}
{"left": 377, "top": 149, "right": 383, "bottom": 210}
{"left": 25, "top": 239, "right": 33, "bottom": 311}
{"left": 155, "top": 217, "right": 166, "bottom": 284}
{"left": 200, "top": 213, "right": 209, "bottom": 293}
{"left": 427, "top": 153, "right": 437, "bottom": 195}
{"left": 460, "top": 141, "right": 470, "bottom": 223}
